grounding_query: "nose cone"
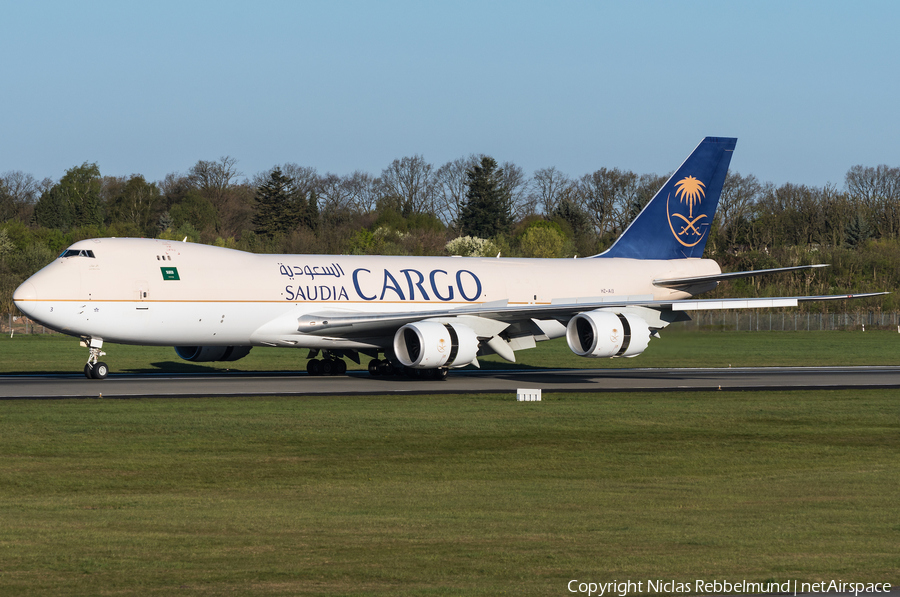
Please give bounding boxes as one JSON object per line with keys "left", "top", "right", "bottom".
{"left": 13, "top": 280, "right": 37, "bottom": 303}
{"left": 13, "top": 280, "right": 38, "bottom": 320}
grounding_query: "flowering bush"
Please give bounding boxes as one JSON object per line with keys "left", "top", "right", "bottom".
{"left": 445, "top": 235, "right": 499, "bottom": 257}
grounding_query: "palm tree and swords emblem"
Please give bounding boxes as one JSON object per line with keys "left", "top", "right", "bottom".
{"left": 667, "top": 175, "right": 707, "bottom": 247}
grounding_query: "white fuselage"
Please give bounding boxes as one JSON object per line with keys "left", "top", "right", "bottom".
{"left": 13, "top": 238, "right": 720, "bottom": 349}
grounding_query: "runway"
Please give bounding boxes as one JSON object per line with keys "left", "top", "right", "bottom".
{"left": 2, "top": 366, "right": 900, "bottom": 399}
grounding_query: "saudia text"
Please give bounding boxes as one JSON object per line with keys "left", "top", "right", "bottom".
{"left": 281, "top": 264, "right": 483, "bottom": 302}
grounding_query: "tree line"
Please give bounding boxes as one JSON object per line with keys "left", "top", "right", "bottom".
{"left": 2, "top": 154, "right": 898, "bottom": 315}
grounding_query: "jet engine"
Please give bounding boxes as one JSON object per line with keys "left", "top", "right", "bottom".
{"left": 174, "top": 345, "right": 253, "bottom": 362}
{"left": 565, "top": 310, "right": 651, "bottom": 358}
{"left": 393, "top": 321, "right": 478, "bottom": 368}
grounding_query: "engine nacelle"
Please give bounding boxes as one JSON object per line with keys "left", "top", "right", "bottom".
{"left": 566, "top": 310, "right": 651, "bottom": 358}
{"left": 393, "top": 321, "right": 478, "bottom": 369}
{"left": 174, "top": 345, "right": 253, "bottom": 362}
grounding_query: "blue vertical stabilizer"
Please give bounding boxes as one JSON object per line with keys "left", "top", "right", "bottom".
{"left": 597, "top": 137, "right": 737, "bottom": 260}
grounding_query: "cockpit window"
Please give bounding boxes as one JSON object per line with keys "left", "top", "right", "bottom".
{"left": 59, "top": 249, "right": 96, "bottom": 258}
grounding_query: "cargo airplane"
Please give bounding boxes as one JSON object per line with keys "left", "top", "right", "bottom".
{"left": 12, "top": 137, "right": 883, "bottom": 380}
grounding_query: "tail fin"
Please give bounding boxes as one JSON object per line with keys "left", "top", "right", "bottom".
{"left": 597, "top": 136, "right": 736, "bottom": 260}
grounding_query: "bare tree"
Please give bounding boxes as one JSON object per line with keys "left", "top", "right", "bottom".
{"left": 159, "top": 172, "right": 193, "bottom": 204}
{"left": 342, "top": 170, "right": 380, "bottom": 214}
{"left": 821, "top": 185, "right": 855, "bottom": 247}
{"left": 716, "top": 171, "right": 762, "bottom": 249}
{"left": 631, "top": 173, "right": 669, "bottom": 221}
{"left": 576, "top": 167, "right": 638, "bottom": 238}
{"left": 2, "top": 170, "right": 41, "bottom": 204}
{"left": 317, "top": 172, "right": 354, "bottom": 214}
{"left": 184, "top": 157, "right": 255, "bottom": 238}
{"left": 532, "top": 166, "right": 571, "bottom": 215}
{"left": 435, "top": 155, "right": 481, "bottom": 229}
{"left": 751, "top": 182, "right": 824, "bottom": 248}
{"left": 846, "top": 164, "right": 900, "bottom": 239}
{"left": 500, "top": 161, "right": 533, "bottom": 221}
{"left": 711, "top": 172, "right": 763, "bottom": 252}
{"left": 1, "top": 170, "right": 42, "bottom": 222}
{"left": 378, "top": 155, "right": 436, "bottom": 216}
{"left": 188, "top": 156, "right": 243, "bottom": 205}
{"left": 216, "top": 182, "right": 256, "bottom": 239}
{"left": 279, "top": 163, "right": 318, "bottom": 198}
{"left": 846, "top": 164, "right": 897, "bottom": 208}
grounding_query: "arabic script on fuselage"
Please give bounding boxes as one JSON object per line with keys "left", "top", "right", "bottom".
{"left": 278, "top": 262, "right": 483, "bottom": 303}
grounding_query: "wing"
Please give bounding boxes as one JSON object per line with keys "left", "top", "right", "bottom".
{"left": 281, "top": 290, "right": 886, "bottom": 365}
{"left": 295, "top": 291, "right": 889, "bottom": 338}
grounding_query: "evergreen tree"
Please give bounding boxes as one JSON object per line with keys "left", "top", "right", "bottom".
{"left": 253, "top": 168, "right": 302, "bottom": 237}
{"left": 304, "top": 190, "right": 320, "bottom": 231}
{"left": 458, "top": 157, "right": 512, "bottom": 239}
{"left": 157, "top": 210, "right": 174, "bottom": 233}
{"left": 844, "top": 212, "right": 871, "bottom": 248}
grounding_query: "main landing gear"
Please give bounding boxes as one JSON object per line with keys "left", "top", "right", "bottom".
{"left": 367, "top": 358, "right": 448, "bottom": 381}
{"left": 303, "top": 350, "right": 447, "bottom": 380}
{"left": 306, "top": 354, "right": 348, "bottom": 377}
{"left": 82, "top": 338, "right": 109, "bottom": 380}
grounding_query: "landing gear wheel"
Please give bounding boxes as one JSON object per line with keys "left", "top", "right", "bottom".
{"left": 320, "top": 359, "right": 334, "bottom": 376}
{"left": 334, "top": 359, "right": 347, "bottom": 375}
{"left": 92, "top": 362, "right": 109, "bottom": 380}
{"left": 368, "top": 359, "right": 381, "bottom": 376}
{"left": 424, "top": 368, "right": 447, "bottom": 381}
{"left": 83, "top": 339, "right": 107, "bottom": 380}
{"left": 307, "top": 359, "right": 322, "bottom": 376}
{"left": 377, "top": 361, "right": 394, "bottom": 376}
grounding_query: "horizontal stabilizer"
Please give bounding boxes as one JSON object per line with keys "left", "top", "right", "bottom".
{"left": 654, "top": 264, "right": 829, "bottom": 288}
{"left": 672, "top": 292, "right": 888, "bottom": 311}
{"left": 674, "top": 298, "right": 798, "bottom": 310}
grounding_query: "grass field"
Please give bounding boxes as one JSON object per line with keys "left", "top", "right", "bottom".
{"left": 1, "top": 391, "right": 898, "bottom": 596}
{"left": 2, "top": 328, "right": 900, "bottom": 374}
{"left": 1, "top": 333, "right": 897, "bottom": 595}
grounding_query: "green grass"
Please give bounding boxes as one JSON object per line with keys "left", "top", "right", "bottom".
{"left": 0, "top": 391, "right": 897, "bottom": 595}
{"left": 2, "top": 328, "right": 900, "bottom": 374}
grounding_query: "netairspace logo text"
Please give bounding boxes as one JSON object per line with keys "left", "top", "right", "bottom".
{"left": 567, "top": 579, "right": 893, "bottom": 596}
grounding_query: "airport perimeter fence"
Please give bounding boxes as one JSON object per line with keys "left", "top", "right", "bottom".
{"left": 4, "top": 311, "right": 900, "bottom": 336}
{"left": 3, "top": 315, "right": 62, "bottom": 336}
{"left": 677, "top": 310, "right": 900, "bottom": 332}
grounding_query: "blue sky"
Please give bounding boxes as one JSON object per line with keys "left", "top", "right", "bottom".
{"left": 2, "top": 1, "right": 898, "bottom": 188}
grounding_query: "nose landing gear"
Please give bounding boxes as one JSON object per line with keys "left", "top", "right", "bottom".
{"left": 82, "top": 338, "right": 109, "bottom": 380}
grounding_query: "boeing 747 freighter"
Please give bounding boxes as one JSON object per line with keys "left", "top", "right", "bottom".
{"left": 13, "top": 137, "right": 883, "bottom": 379}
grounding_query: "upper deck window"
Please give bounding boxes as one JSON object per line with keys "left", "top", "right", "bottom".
{"left": 59, "top": 249, "right": 96, "bottom": 258}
